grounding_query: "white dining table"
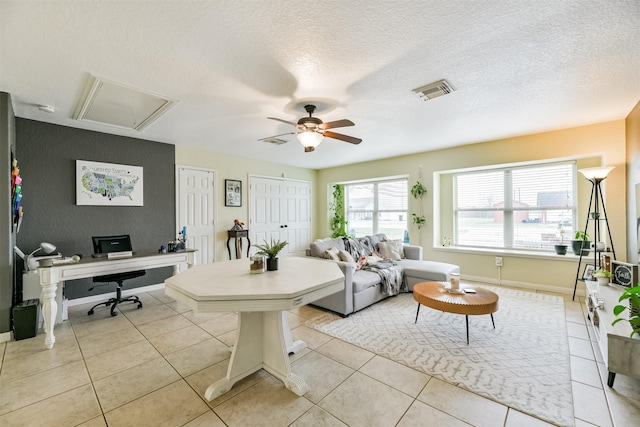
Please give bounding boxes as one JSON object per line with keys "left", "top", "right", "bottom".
{"left": 164, "top": 256, "right": 344, "bottom": 401}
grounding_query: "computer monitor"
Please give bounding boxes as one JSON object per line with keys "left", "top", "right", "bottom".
{"left": 92, "top": 235, "right": 133, "bottom": 257}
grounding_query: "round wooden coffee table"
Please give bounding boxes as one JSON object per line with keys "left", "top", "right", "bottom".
{"left": 413, "top": 281, "right": 499, "bottom": 344}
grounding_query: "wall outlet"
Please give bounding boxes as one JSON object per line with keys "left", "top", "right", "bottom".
{"left": 495, "top": 257, "right": 503, "bottom": 267}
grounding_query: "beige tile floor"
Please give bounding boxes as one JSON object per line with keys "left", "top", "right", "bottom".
{"left": 0, "top": 288, "right": 638, "bottom": 427}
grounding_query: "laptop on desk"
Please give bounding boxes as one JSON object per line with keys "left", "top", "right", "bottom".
{"left": 92, "top": 235, "right": 135, "bottom": 258}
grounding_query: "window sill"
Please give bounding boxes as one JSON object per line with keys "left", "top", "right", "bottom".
{"left": 432, "top": 245, "right": 587, "bottom": 262}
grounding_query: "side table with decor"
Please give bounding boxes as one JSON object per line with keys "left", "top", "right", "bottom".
{"left": 227, "top": 229, "right": 250, "bottom": 259}
{"left": 584, "top": 280, "right": 640, "bottom": 386}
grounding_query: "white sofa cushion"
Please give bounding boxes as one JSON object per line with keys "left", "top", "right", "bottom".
{"left": 352, "top": 270, "right": 384, "bottom": 293}
{"left": 378, "top": 240, "right": 405, "bottom": 260}
{"left": 398, "top": 259, "right": 460, "bottom": 282}
{"left": 310, "top": 237, "right": 345, "bottom": 258}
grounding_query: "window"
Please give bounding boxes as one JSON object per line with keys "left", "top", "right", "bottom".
{"left": 454, "top": 162, "right": 576, "bottom": 251}
{"left": 345, "top": 179, "right": 408, "bottom": 240}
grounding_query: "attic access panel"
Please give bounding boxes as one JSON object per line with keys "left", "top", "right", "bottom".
{"left": 74, "top": 75, "right": 176, "bottom": 131}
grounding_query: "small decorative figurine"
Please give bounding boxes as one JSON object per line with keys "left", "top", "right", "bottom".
{"left": 231, "top": 219, "right": 244, "bottom": 231}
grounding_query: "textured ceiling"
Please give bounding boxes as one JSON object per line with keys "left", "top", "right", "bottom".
{"left": 1, "top": 1, "right": 639, "bottom": 169}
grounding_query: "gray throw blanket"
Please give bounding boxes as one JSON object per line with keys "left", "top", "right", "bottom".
{"left": 363, "top": 260, "right": 406, "bottom": 296}
{"left": 344, "top": 237, "right": 374, "bottom": 260}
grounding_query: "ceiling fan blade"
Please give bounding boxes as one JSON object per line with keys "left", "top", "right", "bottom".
{"left": 267, "top": 117, "right": 298, "bottom": 127}
{"left": 258, "top": 132, "right": 296, "bottom": 141}
{"left": 323, "top": 131, "right": 362, "bottom": 145}
{"left": 319, "top": 119, "right": 355, "bottom": 130}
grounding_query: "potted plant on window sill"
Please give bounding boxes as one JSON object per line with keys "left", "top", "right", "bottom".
{"left": 254, "top": 238, "right": 288, "bottom": 271}
{"left": 572, "top": 231, "right": 591, "bottom": 256}
{"left": 554, "top": 224, "right": 567, "bottom": 255}
{"left": 612, "top": 285, "right": 640, "bottom": 338}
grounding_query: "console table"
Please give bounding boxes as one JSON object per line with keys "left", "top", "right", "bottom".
{"left": 227, "top": 229, "right": 250, "bottom": 259}
{"left": 585, "top": 281, "right": 640, "bottom": 386}
{"left": 38, "top": 250, "right": 197, "bottom": 349}
{"left": 164, "top": 257, "right": 344, "bottom": 400}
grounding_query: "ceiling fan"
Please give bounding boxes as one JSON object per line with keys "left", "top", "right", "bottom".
{"left": 260, "top": 104, "right": 362, "bottom": 152}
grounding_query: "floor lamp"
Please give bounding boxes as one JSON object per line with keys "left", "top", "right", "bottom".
{"left": 572, "top": 166, "right": 616, "bottom": 300}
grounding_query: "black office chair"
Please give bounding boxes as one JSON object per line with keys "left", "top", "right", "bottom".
{"left": 88, "top": 235, "right": 146, "bottom": 317}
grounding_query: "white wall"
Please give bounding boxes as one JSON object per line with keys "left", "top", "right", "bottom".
{"left": 625, "top": 101, "right": 640, "bottom": 263}
{"left": 175, "top": 146, "right": 317, "bottom": 262}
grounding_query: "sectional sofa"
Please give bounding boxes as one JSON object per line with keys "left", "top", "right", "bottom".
{"left": 306, "top": 234, "right": 460, "bottom": 316}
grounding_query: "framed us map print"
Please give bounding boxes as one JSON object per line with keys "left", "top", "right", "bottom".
{"left": 76, "top": 160, "right": 143, "bottom": 206}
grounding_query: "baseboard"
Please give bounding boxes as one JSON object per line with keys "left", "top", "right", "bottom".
{"left": 67, "top": 283, "right": 166, "bottom": 307}
{"left": 0, "top": 330, "right": 13, "bottom": 343}
{"left": 463, "top": 275, "right": 586, "bottom": 298}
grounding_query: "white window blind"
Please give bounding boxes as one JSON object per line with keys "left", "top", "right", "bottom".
{"left": 345, "top": 179, "right": 408, "bottom": 240}
{"left": 454, "top": 162, "right": 576, "bottom": 251}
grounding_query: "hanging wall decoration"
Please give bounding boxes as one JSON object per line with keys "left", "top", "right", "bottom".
{"left": 76, "top": 160, "right": 144, "bottom": 206}
{"left": 11, "top": 152, "right": 23, "bottom": 232}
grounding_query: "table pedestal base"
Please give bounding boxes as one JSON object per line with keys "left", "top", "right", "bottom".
{"left": 204, "top": 310, "right": 310, "bottom": 401}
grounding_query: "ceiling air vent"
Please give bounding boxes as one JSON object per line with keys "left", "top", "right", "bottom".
{"left": 412, "top": 79, "right": 455, "bottom": 101}
{"left": 261, "top": 137, "right": 288, "bottom": 145}
{"left": 74, "top": 75, "right": 177, "bottom": 131}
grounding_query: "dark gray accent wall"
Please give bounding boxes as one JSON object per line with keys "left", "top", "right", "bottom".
{"left": 16, "top": 119, "right": 176, "bottom": 300}
{"left": 1, "top": 92, "right": 16, "bottom": 333}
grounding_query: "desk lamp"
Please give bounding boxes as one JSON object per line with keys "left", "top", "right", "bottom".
{"left": 24, "top": 242, "right": 57, "bottom": 271}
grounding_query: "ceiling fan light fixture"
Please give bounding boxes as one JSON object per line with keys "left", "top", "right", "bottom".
{"left": 297, "top": 130, "right": 324, "bottom": 152}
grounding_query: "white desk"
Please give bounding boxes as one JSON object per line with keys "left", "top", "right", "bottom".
{"left": 39, "top": 250, "right": 197, "bottom": 349}
{"left": 165, "top": 257, "right": 344, "bottom": 400}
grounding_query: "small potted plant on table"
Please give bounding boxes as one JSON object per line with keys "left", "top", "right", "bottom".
{"left": 593, "top": 269, "right": 612, "bottom": 286}
{"left": 254, "top": 238, "right": 288, "bottom": 271}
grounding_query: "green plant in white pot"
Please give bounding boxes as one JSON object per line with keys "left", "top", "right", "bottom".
{"left": 612, "top": 285, "right": 640, "bottom": 338}
{"left": 254, "top": 238, "right": 288, "bottom": 271}
{"left": 593, "top": 269, "right": 612, "bottom": 286}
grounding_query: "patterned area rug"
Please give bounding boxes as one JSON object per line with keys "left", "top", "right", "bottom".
{"left": 306, "top": 285, "right": 573, "bottom": 426}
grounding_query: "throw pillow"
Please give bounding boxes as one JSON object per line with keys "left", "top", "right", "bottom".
{"left": 324, "top": 248, "right": 340, "bottom": 261}
{"left": 368, "top": 233, "right": 387, "bottom": 252}
{"left": 338, "top": 249, "right": 356, "bottom": 265}
{"left": 388, "top": 239, "right": 406, "bottom": 259}
{"left": 378, "top": 240, "right": 404, "bottom": 261}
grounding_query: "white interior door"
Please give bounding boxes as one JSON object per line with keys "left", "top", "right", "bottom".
{"left": 249, "top": 176, "right": 311, "bottom": 256}
{"left": 177, "top": 167, "right": 215, "bottom": 264}
{"left": 282, "top": 180, "right": 311, "bottom": 255}
{"left": 250, "top": 176, "right": 284, "bottom": 249}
